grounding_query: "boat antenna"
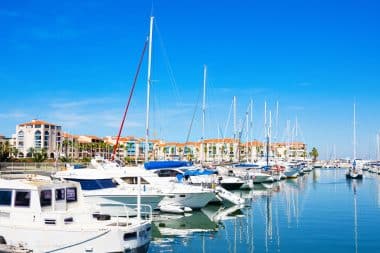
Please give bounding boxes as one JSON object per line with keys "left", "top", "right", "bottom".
{"left": 111, "top": 39, "right": 148, "bottom": 160}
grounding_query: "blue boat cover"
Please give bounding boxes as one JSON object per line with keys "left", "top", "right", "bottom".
{"left": 234, "top": 163, "right": 260, "bottom": 168}
{"left": 73, "top": 164, "right": 86, "bottom": 169}
{"left": 176, "top": 168, "right": 217, "bottom": 182}
{"left": 144, "top": 160, "right": 193, "bottom": 170}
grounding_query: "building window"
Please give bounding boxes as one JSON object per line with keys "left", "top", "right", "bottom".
{"left": 18, "top": 130, "right": 24, "bottom": 140}
{"left": 35, "top": 130, "right": 42, "bottom": 148}
{"left": 15, "top": 191, "right": 30, "bottom": 207}
{"left": 35, "top": 124, "right": 41, "bottom": 128}
{"left": 18, "top": 141, "right": 24, "bottom": 148}
{"left": 44, "top": 125, "right": 49, "bottom": 129}
{"left": 44, "top": 131, "right": 49, "bottom": 147}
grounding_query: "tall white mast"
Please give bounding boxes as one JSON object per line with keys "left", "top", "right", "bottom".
{"left": 286, "top": 120, "right": 290, "bottom": 160}
{"left": 145, "top": 16, "right": 154, "bottom": 162}
{"left": 200, "top": 65, "right": 207, "bottom": 163}
{"left": 202, "top": 65, "right": 207, "bottom": 143}
{"left": 376, "top": 133, "right": 380, "bottom": 161}
{"left": 264, "top": 101, "right": 267, "bottom": 136}
{"left": 266, "top": 110, "right": 272, "bottom": 166}
{"left": 269, "top": 111, "right": 272, "bottom": 144}
{"left": 353, "top": 103, "right": 356, "bottom": 160}
{"left": 275, "top": 101, "right": 279, "bottom": 142}
{"left": 233, "top": 96, "right": 237, "bottom": 140}
{"left": 246, "top": 109, "right": 249, "bottom": 162}
{"left": 250, "top": 99, "right": 254, "bottom": 162}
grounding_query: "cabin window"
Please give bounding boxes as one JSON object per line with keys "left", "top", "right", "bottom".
{"left": 55, "top": 188, "right": 65, "bottom": 201}
{"left": 0, "top": 190, "right": 12, "bottom": 206}
{"left": 15, "top": 191, "right": 30, "bottom": 207}
{"left": 66, "top": 187, "right": 77, "bottom": 203}
{"left": 156, "top": 170, "right": 181, "bottom": 177}
{"left": 40, "top": 190, "right": 52, "bottom": 207}
{"left": 121, "top": 177, "right": 149, "bottom": 184}
{"left": 123, "top": 232, "right": 137, "bottom": 241}
{"left": 68, "top": 179, "right": 117, "bottom": 190}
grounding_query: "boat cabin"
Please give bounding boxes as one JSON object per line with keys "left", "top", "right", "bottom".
{"left": 0, "top": 178, "right": 83, "bottom": 225}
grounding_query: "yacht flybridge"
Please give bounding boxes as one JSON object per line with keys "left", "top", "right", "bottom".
{"left": 0, "top": 177, "right": 151, "bottom": 253}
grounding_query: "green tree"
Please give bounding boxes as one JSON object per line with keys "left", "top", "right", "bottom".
{"left": 11, "top": 147, "right": 19, "bottom": 158}
{"left": 59, "top": 156, "right": 71, "bottom": 163}
{"left": 309, "top": 147, "right": 319, "bottom": 162}
{"left": 27, "top": 147, "right": 35, "bottom": 158}
{"left": 32, "top": 149, "right": 47, "bottom": 162}
{"left": 0, "top": 141, "right": 11, "bottom": 161}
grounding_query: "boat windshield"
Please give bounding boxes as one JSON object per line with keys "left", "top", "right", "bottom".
{"left": 68, "top": 179, "right": 117, "bottom": 190}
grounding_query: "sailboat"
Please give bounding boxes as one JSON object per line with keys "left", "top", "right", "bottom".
{"left": 346, "top": 103, "right": 363, "bottom": 179}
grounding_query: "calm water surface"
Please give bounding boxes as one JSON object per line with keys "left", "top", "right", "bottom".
{"left": 148, "top": 169, "right": 380, "bottom": 253}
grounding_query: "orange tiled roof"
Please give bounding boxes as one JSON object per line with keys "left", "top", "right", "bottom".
{"left": 85, "top": 135, "right": 102, "bottom": 140}
{"left": 62, "top": 133, "right": 79, "bottom": 139}
{"left": 19, "top": 119, "right": 58, "bottom": 127}
{"left": 203, "top": 138, "right": 239, "bottom": 144}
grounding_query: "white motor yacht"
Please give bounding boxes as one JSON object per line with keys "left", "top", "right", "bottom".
{"left": 53, "top": 167, "right": 166, "bottom": 213}
{"left": 0, "top": 177, "right": 151, "bottom": 253}
{"left": 55, "top": 157, "right": 216, "bottom": 213}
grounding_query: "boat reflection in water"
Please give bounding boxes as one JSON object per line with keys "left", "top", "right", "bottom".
{"left": 149, "top": 170, "right": 380, "bottom": 253}
{"left": 152, "top": 205, "right": 244, "bottom": 238}
{"left": 150, "top": 204, "right": 245, "bottom": 252}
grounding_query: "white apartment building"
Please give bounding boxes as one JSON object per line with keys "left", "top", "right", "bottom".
{"left": 13, "top": 119, "right": 62, "bottom": 158}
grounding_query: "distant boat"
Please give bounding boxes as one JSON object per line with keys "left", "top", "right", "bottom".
{"left": 346, "top": 160, "right": 363, "bottom": 179}
{"left": 346, "top": 103, "right": 363, "bottom": 180}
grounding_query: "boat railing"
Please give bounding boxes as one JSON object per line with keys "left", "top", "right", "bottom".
{"left": 0, "top": 162, "right": 90, "bottom": 175}
{"left": 108, "top": 203, "right": 152, "bottom": 226}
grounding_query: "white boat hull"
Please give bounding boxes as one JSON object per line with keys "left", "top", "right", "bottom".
{"left": 158, "top": 191, "right": 215, "bottom": 210}
{"left": 251, "top": 173, "right": 274, "bottom": 183}
{"left": 0, "top": 221, "right": 151, "bottom": 253}
{"left": 284, "top": 170, "right": 299, "bottom": 178}
{"left": 84, "top": 192, "right": 164, "bottom": 212}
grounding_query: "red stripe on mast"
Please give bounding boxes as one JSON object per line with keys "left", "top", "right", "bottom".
{"left": 112, "top": 39, "right": 149, "bottom": 160}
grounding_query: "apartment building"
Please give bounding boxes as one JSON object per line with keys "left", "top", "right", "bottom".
{"left": 12, "top": 119, "right": 62, "bottom": 158}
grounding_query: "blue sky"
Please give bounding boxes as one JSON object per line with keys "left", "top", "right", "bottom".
{"left": 0, "top": 0, "right": 379, "bottom": 159}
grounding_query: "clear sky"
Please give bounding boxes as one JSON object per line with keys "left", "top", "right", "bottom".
{"left": 0, "top": 0, "right": 379, "bottom": 159}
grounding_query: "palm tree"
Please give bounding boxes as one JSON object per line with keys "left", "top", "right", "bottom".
{"left": 0, "top": 141, "right": 11, "bottom": 161}
{"left": 27, "top": 147, "right": 35, "bottom": 158}
{"left": 31, "top": 148, "right": 47, "bottom": 163}
{"left": 62, "top": 139, "right": 69, "bottom": 158}
{"left": 11, "top": 147, "right": 19, "bottom": 158}
{"left": 309, "top": 147, "right": 319, "bottom": 162}
{"left": 118, "top": 144, "right": 125, "bottom": 158}
{"left": 212, "top": 145, "right": 216, "bottom": 160}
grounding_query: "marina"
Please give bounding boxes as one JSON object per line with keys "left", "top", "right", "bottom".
{"left": 1, "top": 1, "right": 380, "bottom": 252}
{"left": 1, "top": 165, "right": 380, "bottom": 252}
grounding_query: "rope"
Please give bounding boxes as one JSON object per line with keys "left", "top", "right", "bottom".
{"left": 112, "top": 39, "right": 149, "bottom": 160}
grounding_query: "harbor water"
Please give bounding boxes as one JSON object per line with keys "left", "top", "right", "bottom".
{"left": 149, "top": 169, "right": 380, "bottom": 252}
